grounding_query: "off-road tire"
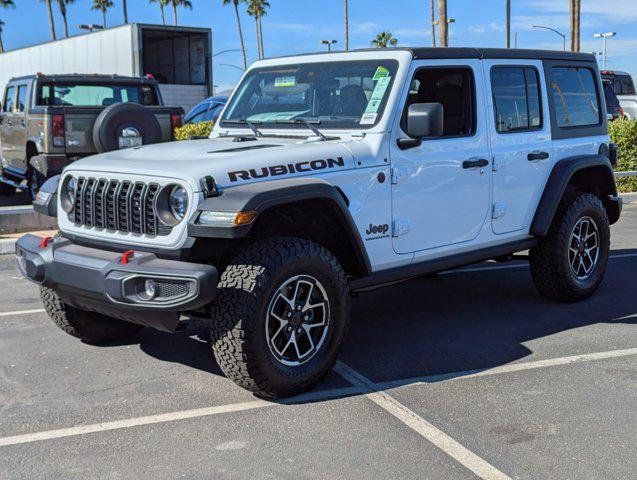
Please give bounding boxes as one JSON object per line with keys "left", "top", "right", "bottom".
{"left": 40, "top": 286, "right": 144, "bottom": 344}
{"left": 210, "top": 237, "right": 350, "bottom": 398}
{"left": 530, "top": 192, "right": 610, "bottom": 302}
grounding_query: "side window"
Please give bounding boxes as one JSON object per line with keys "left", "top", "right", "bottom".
{"left": 3, "top": 86, "right": 15, "bottom": 113}
{"left": 618, "top": 75, "right": 636, "bottom": 95}
{"left": 550, "top": 67, "right": 600, "bottom": 128}
{"left": 402, "top": 67, "right": 476, "bottom": 137}
{"left": 16, "top": 85, "right": 28, "bottom": 113}
{"left": 491, "top": 66, "right": 542, "bottom": 133}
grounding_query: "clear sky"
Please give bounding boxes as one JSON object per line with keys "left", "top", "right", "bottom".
{"left": 1, "top": 0, "right": 636, "bottom": 91}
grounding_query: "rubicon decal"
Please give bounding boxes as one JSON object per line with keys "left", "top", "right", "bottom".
{"left": 364, "top": 223, "right": 390, "bottom": 241}
{"left": 228, "top": 157, "right": 345, "bottom": 182}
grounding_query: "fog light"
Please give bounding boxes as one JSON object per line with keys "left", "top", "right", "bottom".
{"left": 144, "top": 279, "right": 157, "bottom": 299}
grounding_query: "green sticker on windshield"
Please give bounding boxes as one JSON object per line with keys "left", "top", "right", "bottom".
{"left": 373, "top": 66, "right": 390, "bottom": 80}
{"left": 365, "top": 76, "right": 391, "bottom": 114}
{"left": 274, "top": 76, "right": 296, "bottom": 87}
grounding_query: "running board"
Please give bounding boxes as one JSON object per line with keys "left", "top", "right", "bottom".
{"left": 0, "top": 175, "right": 27, "bottom": 191}
{"left": 349, "top": 238, "right": 537, "bottom": 292}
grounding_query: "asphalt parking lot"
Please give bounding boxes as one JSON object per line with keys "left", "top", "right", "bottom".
{"left": 1, "top": 199, "right": 636, "bottom": 480}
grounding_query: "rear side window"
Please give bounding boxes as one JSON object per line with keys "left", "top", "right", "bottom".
{"left": 550, "top": 67, "right": 600, "bottom": 128}
{"left": 16, "top": 85, "right": 28, "bottom": 112}
{"left": 36, "top": 84, "right": 158, "bottom": 107}
{"left": 491, "top": 66, "right": 542, "bottom": 133}
{"left": 3, "top": 86, "right": 15, "bottom": 112}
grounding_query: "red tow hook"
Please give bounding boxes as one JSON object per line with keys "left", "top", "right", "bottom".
{"left": 39, "top": 236, "right": 53, "bottom": 249}
{"left": 121, "top": 250, "right": 135, "bottom": 265}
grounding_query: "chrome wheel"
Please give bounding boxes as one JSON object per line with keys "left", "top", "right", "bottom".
{"left": 265, "top": 275, "right": 330, "bottom": 367}
{"left": 568, "top": 216, "right": 600, "bottom": 280}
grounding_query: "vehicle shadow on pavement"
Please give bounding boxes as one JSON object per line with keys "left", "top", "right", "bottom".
{"left": 99, "top": 249, "right": 637, "bottom": 397}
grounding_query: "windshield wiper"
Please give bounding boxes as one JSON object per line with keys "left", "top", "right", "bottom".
{"left": 275, "top": 118, "right": 327, "bottom": 141}
{"left": 223, "top": 119, "right": 264, "bottom": 137}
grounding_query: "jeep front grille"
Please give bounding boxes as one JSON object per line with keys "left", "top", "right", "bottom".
{"left": 72, "top": 177, "right": 171, "bottom": 236}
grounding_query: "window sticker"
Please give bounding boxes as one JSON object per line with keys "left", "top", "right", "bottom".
{"left": 360, "top": 112, "right": 378, "bottom": 125}
{"left": 373, "top": 66, "right": 390, "bottom": 81}
{"left": 365, "top": 76, "right": 391, "bottom": 114}
{"left": 274, "top": 76, "right": 296, "bottom": 87}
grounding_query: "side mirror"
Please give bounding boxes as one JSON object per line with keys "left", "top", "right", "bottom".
{"left": 397, "top": 103, "right": 444, "bottom": 150}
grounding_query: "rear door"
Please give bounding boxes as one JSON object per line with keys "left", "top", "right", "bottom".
{"left": 484, "top": 60, "right": 554, "bottom": 234}
{"left": 10, "top": 83, "right": 30, "bottom": 171}
{"left": 0, "top": 85, "right": 16, "bottom": 170}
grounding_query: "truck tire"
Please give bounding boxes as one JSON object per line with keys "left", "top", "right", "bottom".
{"left": 29, "top": 169, "right": 45, "bottom": 200}
{"left": 92, "top": 102, "right": 162, "bottom": 153}
{"left": 530, "top": 192, "right": 610, "bottom": 302}
{"left": 211, "top": 237, "right": 350, "bottom": 398}
{"left": 40, "top": 286, "right": 144, "bottom": 344}
{"left": 0, "top": 182, "right": 15, "bottom": 196}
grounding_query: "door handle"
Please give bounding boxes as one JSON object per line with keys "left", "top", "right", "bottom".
{"left": 20, "top": 120, "right": 26, "bottom": 127}
{"left": 528, "top": 151, "right": 549, "bottom": 161}
{"left": 463, "top": 158, "right": 489, "bottom": 169}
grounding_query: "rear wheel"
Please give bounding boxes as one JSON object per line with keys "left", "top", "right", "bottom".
{"left": 210, "top": 237, "right": 350, "bottom": 398}
{"left": 530, "top": 192, "right": 610, "bottom": 302}
{"left": 29, "top": 169, "right": 45, "bottom": 200}
{"left": 41, "top": 286, "right": 144, "bottom": 344}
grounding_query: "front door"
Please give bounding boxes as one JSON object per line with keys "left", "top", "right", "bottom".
{"left": 9, "top": 83, "right": 29, "bottom": 171}
{"left": 390, "top": 60, "right": 492, "bottom": 254}
{"left": 0, "top": 85, "right": 16, "bottom": 171}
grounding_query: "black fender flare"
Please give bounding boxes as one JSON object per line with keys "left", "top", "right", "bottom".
{"left": 188, "top": 177, "right": 372, "bottom": 275}
{"left": 530, "top": 154, "right": 620, "bottom": 236}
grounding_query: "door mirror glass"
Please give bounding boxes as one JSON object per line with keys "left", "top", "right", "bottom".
{"left": 406, "top": 103, "right": 444, "bottom": 138}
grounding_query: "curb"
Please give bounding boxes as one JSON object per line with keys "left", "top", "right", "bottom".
{"left": 0, "top": 238, "right": 16, "bottom": 255}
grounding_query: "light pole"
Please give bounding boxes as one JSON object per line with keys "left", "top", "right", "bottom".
{"left": 532, "top": 25, "right": 566, "bottom": 51}
{"left": 321, "top": 40, "right": 337, "bottom": 52}
{"left": 213, "top": 49, "right": 242, "bottom": 58}
{"left": 594, "top": 32, "right": 616, "bottom": 70}
{"left": 220, "top": 63, "right": 245, "bottom": 73}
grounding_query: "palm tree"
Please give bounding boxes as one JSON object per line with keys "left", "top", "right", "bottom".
{"left": 247, "top": 0, "right": 269, "bottom": 59}
{"left": 223, "top": 0, "right": 247, "bottom": 70}
{"left": 39, "top": 0, "right": 56, "bottom": 40}
{"left": 57, "top": 0, "right": 75, "bottom": 38}
{"left": 570, "top": 0, "right": 580, "bottom": 52}
{"left": 344, "top": 0, "right": 349, "bottom": 51}
{"left": 122, "top": 0, "right": 128, "bottom": 23}
{"left": 506, "top": 0, "right": 510, "bottom": 48}
{"left": 170, "top": 0, "right": 192, "bottom": 26}
{"left": 437, "top": 0, "right": 447, "bottom": 47}
{"left": 91, "top": 0, "right": 113, "bottom": 29}
{"left": 149, "top": 0, "right": 168, "bottom": 25}
{"left": 0, "top": 0, "right": 15, "bottom": 53}
{"left": 371, "top": 31, "right": 398, "bottom": 48}
{"left": 429, "top": 0, "right": 436, "bottom": 47}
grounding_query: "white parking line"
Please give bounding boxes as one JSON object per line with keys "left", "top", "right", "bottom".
{"left": 0, "top": 308, "right": 45, "bottom": 317}
{"left": 0, "top": 385, "right": 365, "bottom": 447}
{"left": 376, "top": 348, "right": 637, "bottom": 390}
{"left": 334, "top": 361, "right": 511, "bottom": 480}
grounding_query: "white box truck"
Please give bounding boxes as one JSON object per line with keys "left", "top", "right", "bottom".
{"left": 0, "top": 23, "right": 213, "bottom": 113}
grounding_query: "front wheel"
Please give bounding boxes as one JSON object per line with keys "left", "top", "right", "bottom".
{"left": 530, "top": 192, "right": 610, "bottom": 302}
{"left": 210, "top": 237, "right": 350, "bottom": 398}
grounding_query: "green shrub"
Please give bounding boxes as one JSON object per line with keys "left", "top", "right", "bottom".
{"left": 609, "top": 118, "right": 637, "bottom": 192}
{"left": 174, "top": 121, "right": 214, "bottom": 141}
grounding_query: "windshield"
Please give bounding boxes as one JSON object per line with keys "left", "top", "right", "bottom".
{"left": 220, "top": 60, "right": 399, "bottom": 130}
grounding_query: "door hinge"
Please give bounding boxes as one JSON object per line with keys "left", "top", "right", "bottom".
{"left": 392, "top": 219, "right": 410, "bottom": 237}
{"left": 391, "top": 166, "right": 407, "bottom": 185}
{"left": 492, "top": 204, "right": 507, "bottom": 219}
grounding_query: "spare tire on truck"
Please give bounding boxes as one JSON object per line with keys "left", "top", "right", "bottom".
{"left": 92, "top": 102, "right": 162, "bottom": 153}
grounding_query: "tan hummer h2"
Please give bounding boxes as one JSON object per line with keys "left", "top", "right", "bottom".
{"left": 0, "top": 73, "right": 183, "bottom": 197}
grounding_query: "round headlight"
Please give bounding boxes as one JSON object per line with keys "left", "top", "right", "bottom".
{"left": 60, "top": 176, "right": 76, "bottom": 213}
{"left": 168, "top": 185, "right": 189, "bottom": 221}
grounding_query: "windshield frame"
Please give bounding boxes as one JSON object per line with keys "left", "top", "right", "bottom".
{"left": 219, "top": 59, "right": 400, "bottom": 131}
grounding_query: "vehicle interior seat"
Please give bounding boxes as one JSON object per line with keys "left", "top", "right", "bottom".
{"left": 339, "top": 84, "right": 368, "bottom": 117}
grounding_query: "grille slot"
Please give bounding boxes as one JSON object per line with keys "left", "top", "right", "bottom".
{"left": 72, "top": 177, "right": 171, "bottom": 237}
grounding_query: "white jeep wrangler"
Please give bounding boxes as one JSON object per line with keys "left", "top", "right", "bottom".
{"left": 17, "top": 48, "right": 622, "bottom": 398}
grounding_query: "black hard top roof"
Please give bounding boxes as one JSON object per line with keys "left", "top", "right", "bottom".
{"left": 9, "top": 73, "right": 158, "bottom": 84}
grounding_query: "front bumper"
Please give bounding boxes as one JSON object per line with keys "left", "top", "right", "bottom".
{"left": 15, "top": 234, "right": 218, "bottom": 332}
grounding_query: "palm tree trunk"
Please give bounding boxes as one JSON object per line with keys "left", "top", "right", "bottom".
{"left": 123, "top": 0, "right": 128, "bottom": 23}
{"left": 46, "top": 0, "right": 56, "bottom": 40}
{"left": 254, "top": 17, "right": 260, "bottom": 59}
{"left": 160, "top": 5, "right": 166, "bottom": 25}
{"left": 234, "top": 2, "right": 247, "bottom": 69}
{"left": 506, "top": 0, "right": 511, "bottom": 48}
{"left": 437, "top": 0, "right": 447, "bottom": 47}
{"left": 575, "top": 0, "right": 580, "bottom": 52}
{"left": 258, "top": 16, "right": 265, "bottom": 58}
{"left": 344, "top": 0, "right": 349, "bottom": 51}
{"left": 429, "top": 0, "right": 436, "bottom": 47}
{"left": 62, "top": 13, "right": 69, "bottom": 38}
{"left": 0, "top": 34, "right": 4, "bottom": 54}
{"left": 172, "top": 3, "right": 178, "bottom": 26}
{"left": 102, "top": 10, "right": 107, "bottom": 29}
